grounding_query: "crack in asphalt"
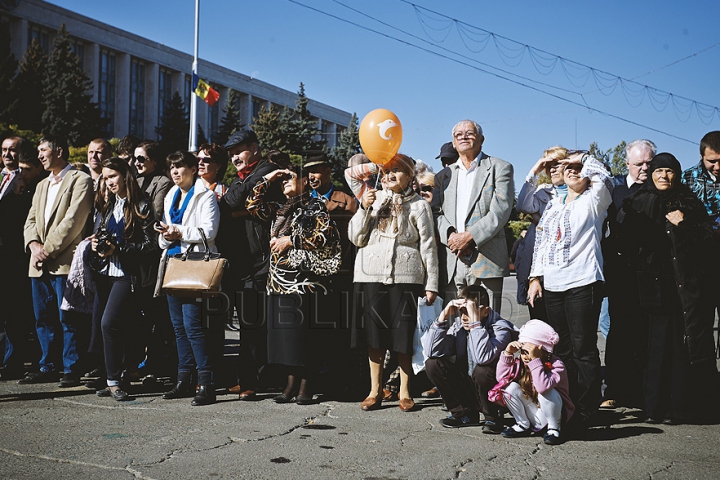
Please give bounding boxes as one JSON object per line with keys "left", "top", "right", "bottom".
{"left": 55, "top": 397, "right": 164, "bottom": 410}
{"left": 0, "top": 446, "right": 157, "bottom": 479}
{"left": 232, "top": 405, "right": 334, "bottom": 443}
{"left": 649, "top": 462, "right": 675, "bottom": 478}
{"left": 454, "top": 457, "right": 474, "bottom": 478}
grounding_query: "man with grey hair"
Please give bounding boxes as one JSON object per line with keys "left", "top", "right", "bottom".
{"left": 432, "top": 120, "right": 514, "bottom": 313}
{"left": 602, "top": 138, "right": 656, "bottom": 409}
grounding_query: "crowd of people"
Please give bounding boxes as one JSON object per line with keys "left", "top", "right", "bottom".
{"left": 0, "top": 121, "right": 718, "bottom": 445}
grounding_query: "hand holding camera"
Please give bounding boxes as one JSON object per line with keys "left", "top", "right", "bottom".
{"left": 92, "top": 227, "right": 117, "bottom": 258}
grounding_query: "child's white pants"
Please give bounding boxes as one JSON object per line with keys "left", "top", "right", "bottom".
{"left": 504, "top": 382, "right": 562, "bottom": 431}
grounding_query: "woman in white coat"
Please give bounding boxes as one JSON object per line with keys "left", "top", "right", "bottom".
{"left": 155, "top": 151, "right": 220, "bottom": 406}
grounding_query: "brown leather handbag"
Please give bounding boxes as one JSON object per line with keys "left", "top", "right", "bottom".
{"left": 161, "top": 229, "right": 228, "bottom": 297}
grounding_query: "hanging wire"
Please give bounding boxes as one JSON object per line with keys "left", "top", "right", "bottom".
{"left": 400, "top": 0, "right": 720, "bottom": 124}
{"left": 287, "top": 0, "right": 701, "bottom": 144}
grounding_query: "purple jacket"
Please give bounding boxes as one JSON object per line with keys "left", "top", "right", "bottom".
{"left": 496, "top": 353, "right": 575, "bottom": 423}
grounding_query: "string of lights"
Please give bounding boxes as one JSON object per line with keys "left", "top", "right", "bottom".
{"left": 288, "top": 0, "right": 698, "bottom": 144}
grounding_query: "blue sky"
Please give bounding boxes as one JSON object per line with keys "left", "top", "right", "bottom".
{"left": 48, "top": 0, "right": 720, "bottom": 187}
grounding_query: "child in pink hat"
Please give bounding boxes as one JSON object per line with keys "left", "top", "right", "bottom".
{"left": 494, "top": 319, "right": 575, "bottom": 445}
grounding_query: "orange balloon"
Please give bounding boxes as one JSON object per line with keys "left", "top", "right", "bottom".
{"left": 359, "top": 109, "right": 403, "bottom": 165}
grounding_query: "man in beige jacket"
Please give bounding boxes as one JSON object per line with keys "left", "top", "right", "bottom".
{"left": 19, "top": 134, "right": 93, "bottom": 387}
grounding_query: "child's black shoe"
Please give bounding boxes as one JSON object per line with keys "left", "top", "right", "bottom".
{"left": 543, "top": 428, "right": 562, "bottom": 445}
{"left": 501, "top": 424, "right": 532, "bottom": 438}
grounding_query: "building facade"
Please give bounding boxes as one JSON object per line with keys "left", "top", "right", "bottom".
{"left": 3, "top": 0, "right": 351, "bottom": 147}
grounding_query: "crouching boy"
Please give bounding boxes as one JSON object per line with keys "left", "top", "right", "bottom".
{"left": 423, "top": 285, "right": 517, "bottom": 433}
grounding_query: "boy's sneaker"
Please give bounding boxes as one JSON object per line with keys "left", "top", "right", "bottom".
{"left": 482, "top": 420, "right": 504, "bottom": 434}
{"left": 439, "top": 414, "right": 480, "bottom": 428}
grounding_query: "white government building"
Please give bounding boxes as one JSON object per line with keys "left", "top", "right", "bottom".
{"left": 2, "top": 0, "right": 353, "bottom": 146}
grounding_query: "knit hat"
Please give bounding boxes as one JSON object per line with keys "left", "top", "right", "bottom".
{"left": 518, "top": 319, "right": 560, "bottom": 353}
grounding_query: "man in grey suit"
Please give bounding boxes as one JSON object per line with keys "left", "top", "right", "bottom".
{"left": 432, "top": 120, "right": 514, "bottom": 313}
{"left": 19, "top": 134, "right": 93, "bottom": 387}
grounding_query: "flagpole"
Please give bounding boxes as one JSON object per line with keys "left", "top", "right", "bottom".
{"left": 188, "top": 0, "right": 199, "bottom": 151}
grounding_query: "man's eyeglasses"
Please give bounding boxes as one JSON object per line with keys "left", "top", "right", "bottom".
{"left": 453, "top": 131, "right": 477, "bottom": 140}
{"left": 197, "top": 156, "right": 214, "bottom": 164}
{"left": 134, "top": 155, "right": 148, "bottom": 164}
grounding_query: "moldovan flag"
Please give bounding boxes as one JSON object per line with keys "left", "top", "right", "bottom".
{"left": 192, "top": 73, "right": 220, "bottom": 107}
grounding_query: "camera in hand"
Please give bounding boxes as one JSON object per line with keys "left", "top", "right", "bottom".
{"left": 96, "top": 227, "right": 117, "bottom": 255}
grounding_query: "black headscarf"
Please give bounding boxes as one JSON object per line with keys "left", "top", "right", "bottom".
{"left": 625, "top": 152, "right": 691, "bottom": 224}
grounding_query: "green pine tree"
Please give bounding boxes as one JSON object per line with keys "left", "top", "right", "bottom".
{"left": 197, "top": 123, "right": 208, "bottom": 147}
{"left": 0, "top": 20, "right": 18, "bottom": 124}
{"left": 329, "top": 112, "right": 360, "bottom": 189}
{"left": 6, "top": 38, "right": 47, "bottom": 133}
{"left": 253, "top": 104, "right": 292, "bottom": 153}
{"left": 155, "top": 91, "right": 189, "bottom": 151}
{"left": 216, "top": 89, "right": 242, "bottom": 146}
{"left": 286, "top": 82, "right": 325, "bottom": 155}
{"left": 42, "top": 24, "right": 107, "bottom": 146}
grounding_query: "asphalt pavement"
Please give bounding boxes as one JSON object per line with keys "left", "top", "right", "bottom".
{"left": 1, "top": 276, "right": 719, "bottom": 479}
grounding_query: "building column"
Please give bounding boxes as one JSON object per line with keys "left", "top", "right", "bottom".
{"left": 84, "top": 43, "right": 100, "bottom": 103}
{"left": 145, "top": 63, "right": 159, "bottom": 140}
{"left": 327, "top": 122, "right": 338, "bottom": 149}
{"left": 9, "top": 18, "right": 28, "bottom": 64}
{"left": 114, "top": 53, "right": 130, "bottom": 139}
{"left": 171, "top": 71, "right": 184, "bottom": 96}
{"left": 242, "top": 94, "right": 253, "bottom": 126}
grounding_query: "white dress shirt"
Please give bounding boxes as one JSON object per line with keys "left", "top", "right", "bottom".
{"left": 455, "top": 157, "right": 478, "bottom": 233}
{"left": 44, "top": 164, "right": 73, "bottom": 223}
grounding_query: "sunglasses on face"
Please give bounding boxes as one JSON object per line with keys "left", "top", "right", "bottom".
{"left": 197, "top": 156, "right": 214, "bottom": 164}
{"left": 134, "top": 155, "right": 148, "bottom": 164}
{"left": 416, "top": 185, "right": 433, "bottom": 193}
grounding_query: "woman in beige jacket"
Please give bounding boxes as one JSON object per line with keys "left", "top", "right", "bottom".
{"left": 349, "top": 154, "right": 439, "bottom": 412}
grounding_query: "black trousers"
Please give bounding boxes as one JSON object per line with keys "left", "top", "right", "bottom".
{"left": 605, "top": 278, "right": 647, "bottom": 408}
{"left": 96, "top": 275, "right": 133, "bottom": 383}
{"left": 544, "top": 281, "right": 603, "bottom": 418}
{"left": 425, "top": 357, "right": 499, "bottom": 421}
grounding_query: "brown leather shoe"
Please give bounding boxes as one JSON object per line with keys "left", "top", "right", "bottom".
{"left": 238, "top": 389, "right": 256, "bottom": 400}
{"left": 382, "top": 389, "right": 397, "bottom": 401}
{"left": 421, "top": 387, "right": 439, "bottom": 398}
{"left": 228, "top": 384, "right": 242, "bottom": 394}
{"left": 398, "top": 398, "right": 415, "bottom": 412}
{"left": 360, "top": 395, "right": 382, "bottom": 411}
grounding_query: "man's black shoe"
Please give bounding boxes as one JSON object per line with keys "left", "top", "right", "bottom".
{"left": 18, "top": 371, "right": 56, "bottom": 384}
{"left": 59, "top": 373, "right": 81, "bottom": 388}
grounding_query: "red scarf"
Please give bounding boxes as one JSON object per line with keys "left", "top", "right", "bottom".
{"left": 236, "top": 160, "right": 259, "bottom": 180}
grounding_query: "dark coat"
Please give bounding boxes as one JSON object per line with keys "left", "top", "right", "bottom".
{"left": 218, "top": 158, "right": 280, "bottom": 287}
{"left": 623, "top": 188, "right": 717, "bottom": 365}
{"left": 95, "top": 197, "right": 160, "bottom": 291}
{"left": 137, "top": 172, "right": 172, "bottom": 221}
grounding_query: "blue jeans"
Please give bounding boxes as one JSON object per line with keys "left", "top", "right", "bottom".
{"left": 598, "top": 297, "right": 610, "bottom": 339}
{"left": 31, "top": 274, "right": 81, "bottom": 374}
{"left": 167, "top": 296, "right": 213, "bottom": 386}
